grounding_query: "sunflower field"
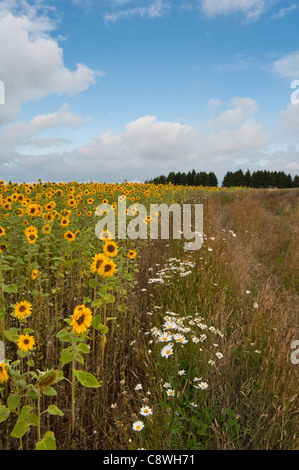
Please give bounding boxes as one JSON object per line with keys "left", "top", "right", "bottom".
{"left": 0, "top": 181, "right": 298, "bottom": 451}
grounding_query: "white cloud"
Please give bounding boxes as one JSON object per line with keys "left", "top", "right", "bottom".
{"left": 273, "top": 51, "right": 299, "bottom": 79}
{"left": 208, "top": 97, "right": 257, "bottom": 129}
{"left": 0, "top": 97, "right": 271, "bottom": 183}
{"left": 200, "top": 0, "right": 265, "bottom": 22}
{"left": 271, "top": 4, "right": 297, "bottom": 20}
{"left": 0, "top": 7, "right": 99, "bottom": 125}
{"left": 0, "top": 104, "right": 89, "bottom": 159}
{"left": 104, "top": 0, "right": 170, "bottom": 23}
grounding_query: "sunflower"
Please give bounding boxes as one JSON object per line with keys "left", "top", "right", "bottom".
{"left": 70, "top": 305, "right": 92, "bottom": 335}
{"left": 103, "top": 240, "right": 118, "bottom": 258}
{"left": 64, "top": 230, "right": 76, "bottom": 242}
{"left": 98, "top": 259, "right": 117, "bottom": 278}
{"left": 17, "top": 333, "right": 36, "bottom": 352}
{"left": 90, "top": 253, "right": 108, "bottom": 274}
{"left": 0, "top": 362, "right": 8, "bottom": 384}
{"left": 25, "top": 225, "right": 38, "bottom": 236}
{"left": 60, "top": 216, "right": 70, "bottom": 227}
{"left": 99, "top": 229, "right": 113, "bottom": 241}
{"left": 26, "top": 232, "right": 38, "bottom": 244}
{"left": 13, "top": 300, "right": 32, "bottom": 320}
{"left": 127, "top": 249, "right": 137, "bottom": 260}
{"left": 0, "top": 243, "right": 7, "bottom": 253}
{"left": 42, "top": 225, "right": 52, "bottom": 235}
{"left": 26, "top": 203, "right": 39, "bottom": 217}
{"left": 31, "top": 269, "right": 39, "bottom": 280}
{"left": 0, "top": 226, "right": 6, "bottom": 237}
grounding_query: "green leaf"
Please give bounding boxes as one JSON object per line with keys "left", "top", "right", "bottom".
{"left": 98, "top": 324, "right": 108, "bottom": 335}
{"left": 89, "top": 278, "right": 98, "bottom": 289}
{"left": 91, "top": 314, "right": 102, "bottom": 331}
{"left": 26, "top": 390, "right": 38, "bottom": 399}
{"left": 11, "top": 420, "right": 30, "bottom": 439}
{"left": 27, "top": 413, "right": 38, "bottom": 425}
{"left": 57, "top": 329, "right": 72, "bottom": 343}
{"left": 73, "top": 370, "right": 101, "bottom": 388}
{"left": 42, "top": 387, "right": 57, "bottom": 397}
{"left": 91, "top": 298, "right": 102, "bottom": 308}
{"left": 2, "top": 284, "right": 18, "bottom": 294}
{"left": 0, "top": 406, "right": 11, "bottom": 423}
{"left": 36, "top": 431, "right": 57, "bottom": 450}
{"left": 7, "top": 394, "right": 21, "bottom": 412}
{"left": 61, "top": 348, "right": 74, "bottom": 365}
{"left": 4, "top": 327, "right": 19, "bottom": 342}
{"left": 78, "top": 343, "right": 90, "bottom": 354}
{"left": 46, "top": 405, "right": 64, "bottom": 416}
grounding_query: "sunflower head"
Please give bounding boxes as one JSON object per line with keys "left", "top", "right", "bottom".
{"left": 98, "top": 259, "right": 117, "bottom": 278}
{"left": 103, "top": 240, "right": 118, "bottom": 258}
{"left": 64, "top": 230, "right": 76, "bottom": 242}
{"left": 70, "top": 305, "right": 92, "bottom": 334}
{"left": 13, "top": 300, "right": 32, "bottom": 320}
{"left": 17, "top": 333, "right": 36, "bottom": 352}
{"left": 90, "top": 253, "right": 109, "bottom": 274}
{"left": 0, "top": 362, "right": 9, "bottom": 384}
{"left": 128, "top": 249, "right": 137, "bottom": 260}
{"left": 36, "top": 369, "right": 58, "bottom": 390}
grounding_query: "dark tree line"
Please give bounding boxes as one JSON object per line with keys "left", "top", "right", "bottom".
{"left": 146, "top": 168, "right": 299, "bottom": 188}
{"left": 146, "top": 169, "right": 218, "bottom": 187}
{"left": 222, "top": 169, "right": 299, "bottom": 188}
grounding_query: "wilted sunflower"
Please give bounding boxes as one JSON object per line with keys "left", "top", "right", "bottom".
{"left": 128, "top": 249, "right": 137, "bottom": 260}
{"left": 103, "top": 240, "right": 118, "bottom": 258}
{"left": 64, "top": 230, "right": 76, "bottom": 242}
{"left": 13, "top": 300, "right": 32, "bottom": 320}
{"left": 70, "top": 305, "right": 92, "bottom": 334}
{"left": 0, "top": 362, "right": 8, "bottom": 384}
{"left": 90, "top": 253, "right": 108, "bottom": 274}
{"left": 98, "top": 259, "right": 117, "bottom": 278}
{"left": 17, "top": 333, "right": 35, "bottom": 352}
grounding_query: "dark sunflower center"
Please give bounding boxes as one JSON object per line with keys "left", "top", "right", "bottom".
{"left": 24, "top": 339, "right": 29, "bottom": 345}
{"left": 19, "top": 305, "right": 26, "bottom": 312}
{"left": 76, "top": 314, "right": 85, "bottom": 325}
{"left": 104, "top": 264, "right": 112, "bottom": 272}
{"left": 107, "top": 245, "right": 115, "bottom": 253}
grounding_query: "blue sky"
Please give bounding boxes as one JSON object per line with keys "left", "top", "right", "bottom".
{"left": 0, "top": 0, "right": 299, "bottom": 184}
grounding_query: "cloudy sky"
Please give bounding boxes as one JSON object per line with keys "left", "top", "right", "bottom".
{"left": 0, "top": 0, "right": 299, "bottom": 184}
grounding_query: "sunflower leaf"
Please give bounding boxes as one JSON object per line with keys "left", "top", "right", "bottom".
{"left": 36, "top": 431, "right": 57, "bottom": 450}
{"left": 73, "top": 370, "right": 102, "bottom": 388}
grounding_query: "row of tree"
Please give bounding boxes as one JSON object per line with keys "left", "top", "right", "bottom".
{"left": 146, "top": 169, "right": 299, "bottom": 188}
{"left": 146, "top": 170, "right": 218, "bottom": 187}
{"left": 222, "top": 169, "right": 299, "bottom": 188}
